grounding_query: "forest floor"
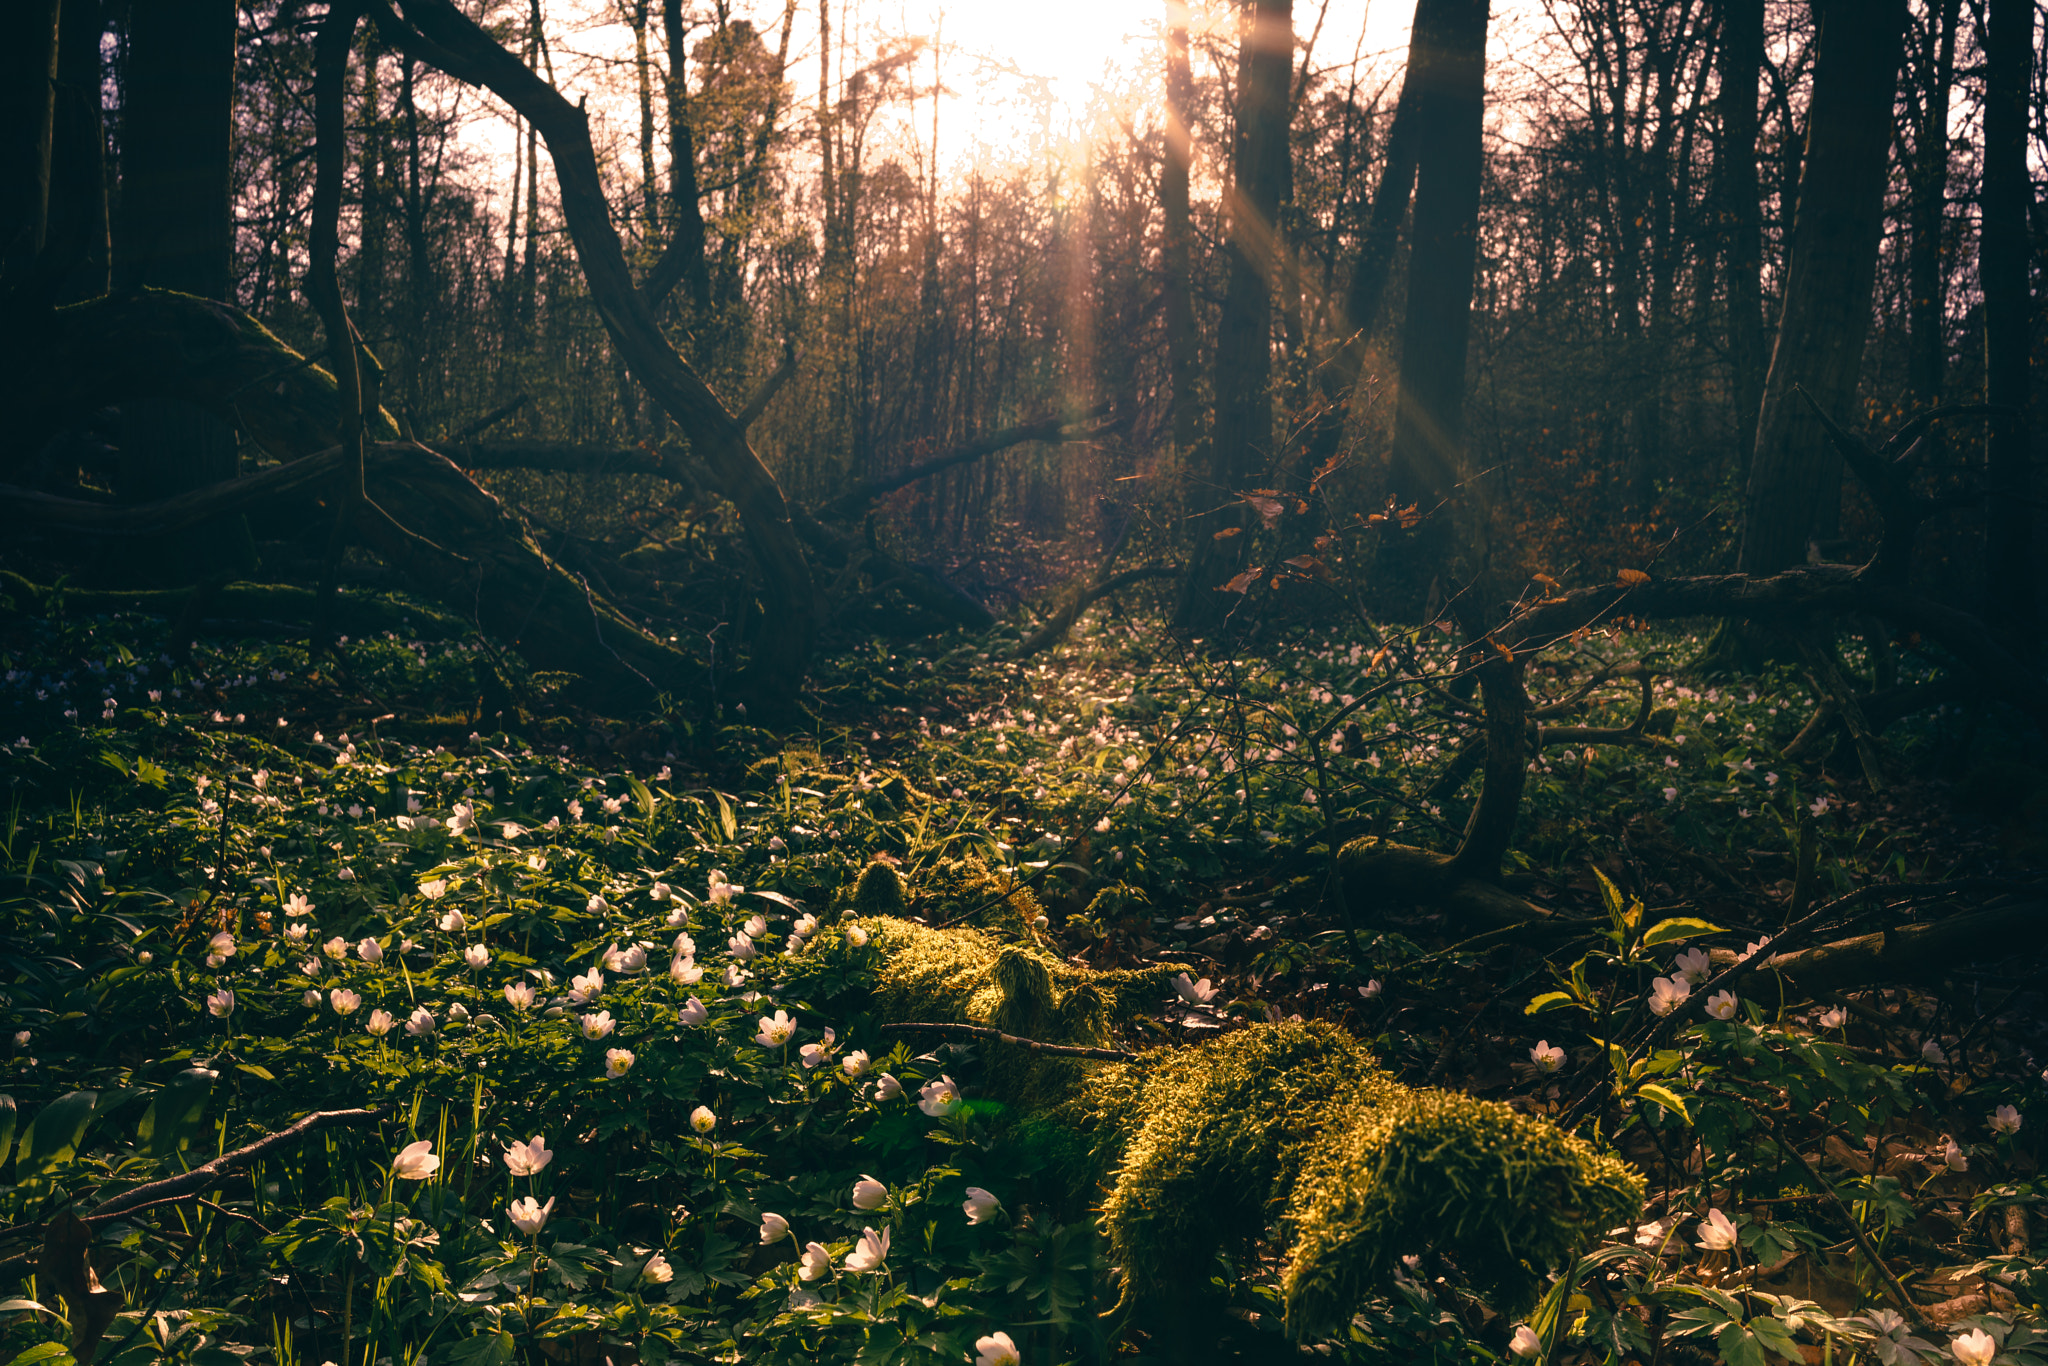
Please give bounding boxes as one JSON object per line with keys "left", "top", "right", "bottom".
{"left": 1, "top": 583, "right": 2045, "bottom": 1365}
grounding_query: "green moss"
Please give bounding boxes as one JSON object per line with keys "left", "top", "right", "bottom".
{"left": 1085, "top": 1023, "right": 1405, "bottom": 1302}
{"left": 915, "top": 856, "right": 1040, "bottom": 938}
{"left": 822, "top": 865, "right": 1642, "bottom": 1339}
{"left": 846, "top": 861, "right": 909, "bottom": 919}
{"left": 1281, "top": 1091, "right": 1645, "bottom": 1337}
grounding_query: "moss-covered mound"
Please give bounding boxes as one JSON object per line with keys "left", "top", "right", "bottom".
{"left": 1282, "top": 1088, "right": 1645, "bottom": 1336}
{"left": 812, "top": 861, "right": 1643, "bottom": 1339}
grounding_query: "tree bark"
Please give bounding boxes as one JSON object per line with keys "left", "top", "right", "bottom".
{"left": 382, "top": 0, "right": 818, "bottom": 702}
{"left": 1176, "top": 0, "right": 1294, "bottom": 629}
{"left": 1906, "top": 0, "right": 1961, "bottom": 407}
{"left": 114, "top": 0, "right": 241, "bottom": 518}
{"left": 1719, "top": 0, "right": 1765, "bottom": 480}
{"left": 2, "top": 443, "right": 702, "bottom": 711}
{"left": 1736, "top": 0, "right": 1908, "bottom": 576}
{"left": 1161, "top": 0, "right": 1200, "bottom": 459}
{"left": 1381, "top": 0, "right": 1491, "bottom": 624}
{"left": 1982, "top": 0, "right": 2035, "bottom": 627}
{"left": 0, "top": 0, "right": 61, "bottom": 283}
{"left": 644, "top": 0, "right": 710, "bottom": 313}
{"left": 1294, "top": 1, "right": 1430, "bottom": 488}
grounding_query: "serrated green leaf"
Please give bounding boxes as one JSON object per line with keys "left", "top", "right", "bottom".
{"left": 1641, "top": 916, "right": 1726, "bottom": 948}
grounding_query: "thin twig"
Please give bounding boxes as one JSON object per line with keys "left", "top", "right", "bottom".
{"left": 880, "top": 1022, "right": 1137, "bottom": 1063}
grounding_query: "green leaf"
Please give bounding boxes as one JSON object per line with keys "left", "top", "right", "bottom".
{"left": 20, "top": 1090, "right": 98, "bottom": 1176}
{"left": 1525, "top": 990, "right": 1579, "bottom": 1015}
{"left": 625, "top": 774, "right": 656, "bottom": 821}
{"left": 1591, "top": 865, "right": 1633, "bottom": 933}
{"left": 1633, "top": 1082, "right": 1692, "bottom": 1124}
{"left": 8, "top": 1343, "right": 76, "bottom": 1366}
{"left": 139, "top": 1068, "right": 216, "bottom": 1159}
{"left": 1715, "top": 1322, "right": 1770, "bottom": 1366}
{"left": 235, "top": 1063, "right": 276, "bottom": 1082}
{"left": 0, "top": 1094, "right": 17, "bottom": 1167}
{"left": 0, "top": 1298, "right": 52, "bottom": 1314}
{"left": 1641, "top": 916, "right": 1726, "bottom": 948}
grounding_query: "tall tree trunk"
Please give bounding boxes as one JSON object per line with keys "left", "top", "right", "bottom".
{"left": 626, "top": 0, "right": 660, "bottom": 239}
{"left": 1382, "top": 0, "right": 1491, "bottom": 624}
{"left": 646, "top": 0, "right": 710, "bottom": 314}
{"left": 1719, "top": 0, "right": 1765, "bottom": 480}
{"left": 1175, "top": 0, "right": 1294, "bottom": 629}
{"left": 0, "top": 0, "right": 61, "bottom": 286}
{"left": 1161, "top": 0, "right": 1199, "bottom": 458}
{"left": 357, "top": 41, "right": 389, "bottom": 334}
{"left": 1736, "top": 0, "right": 1907, "bottom": 576}
{"left": 49, "top": 0, "right": 110, "bottom": 303}
{"left": 115, "top": 0, "right": 241, "bottom": 537}
{"left": 401, "top": 54, "right": 431, "bottom": 421}
{"left": 1907, "top": 0, "right": 1961, "bottom": 406}
{"left": 1293, "top": 0, "right": 1431, "bottom": 486}
{"left": 1982, "top": 0, "right": 2035, "bottom": 625}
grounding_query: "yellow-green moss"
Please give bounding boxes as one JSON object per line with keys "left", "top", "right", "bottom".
{"left": 843, "top": 861, "right": 909, "bottom": 920}
{"left": 1281, "top": 1091, "right": 1645, "bottom": 1337}
{"left": 1088, "top": 1022, "right": 1405, "bottom": 1303}
{"left": 821, "top": 863, "right": 1643, "bottom": 1338}
{"left": 850, "top": 913, "right": 1186, "bottom": 1106}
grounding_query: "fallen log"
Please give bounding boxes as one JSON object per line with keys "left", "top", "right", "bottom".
{"left": 2, "top": 289, "right": 398, "bottom": 473}
{"left": 3, "top": 443, "right": 701, "bottom": 710}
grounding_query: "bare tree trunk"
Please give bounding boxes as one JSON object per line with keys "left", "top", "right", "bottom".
{"left": 1736, "top": 0, "right": 1907, "bottom": 576}
{"left": 1293, "top": 0, "right": 1431, "bottom": 487}
{"left": 1176, "top": 0, "right": 1294, "bottom": 629}
{"left": 385, "top": 0, "right": 819, "bottom": 701}
{"left": 1907, "top": 0, "right": 1961, "bottom": 406}
{"left": 644, "top": 0, "right": 710, "bottom": 313}
{"left": 1982, "top": 0, "right": 2035, "bottom": 626}
{"left": 1382, "top": 0, "right": 1491, "bottom": 624}
{"left": 1161, "top": 1, "right": 1199, "bottom": 459}
{"left": 115, "top": 0, "right": 241, "bottom": 558}
{"left": 626, "top": 0, "right": 660, "bottom": 238}
{"left": 1719, "top": 0, "right": 1765, "bottom": 480}
{"left": 0, "top": 0, "right": 61, "bottom": 285}
{"left": 48, "top": 0, "right": 110, "bottom": 303}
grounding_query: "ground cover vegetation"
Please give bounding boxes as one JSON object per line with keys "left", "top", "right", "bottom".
{"left": 1, "top": 589, "right": 2045, "bottom": 1365}
{"left": 2, "top": 0, "right": 2045, "bottom": 1361}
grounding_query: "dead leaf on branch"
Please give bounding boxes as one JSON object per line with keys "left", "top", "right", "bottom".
{"left": 1217, "top": 568, "right": 1262, "bottom": 594}
{"left": 1618, "top": 568, "right": 1652, "bottom": 586}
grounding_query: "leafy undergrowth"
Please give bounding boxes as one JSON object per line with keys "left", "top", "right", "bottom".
{"left": 1, "top": 597, "right": 2045, "bottom": 1365}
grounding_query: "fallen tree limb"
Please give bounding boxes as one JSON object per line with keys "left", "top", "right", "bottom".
{"left": 1497, "top": 567, "right": 2044, "bottom": 726}
{"left": 4, "top": 444, "right": 702, "bottom": 708}
{"left": 1, "top": 289, "right": 398, "bottom": 472}
{"left": 816, "top": 406, "right": 1116, "bottom": 520}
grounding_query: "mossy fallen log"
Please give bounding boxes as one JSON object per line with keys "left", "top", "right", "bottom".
{"left": 4, "top": 288, "right": 398, "bottom": 471}
{"left": 0, "top": 571, "right": 469, "bottom": 639}
{"left": 798, "top": 860, "right": 1644, "bottom": 1347}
